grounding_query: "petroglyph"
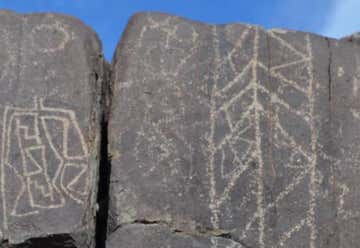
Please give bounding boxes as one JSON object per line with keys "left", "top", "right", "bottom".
{"left": 30, "top": 20, "right": 71, "bottom": 53}
{"left": 0, "top": 10, "right": 105, "bottom": 247}
{"left": 204, "top": 22, "right": 319, "bottom": 248}
{"left": 352, "top": 55, "right": 360, "bottom": 96}
{"left": 1, "top": 98, "right": 90, "bottom": 225}
{"left": 108, "top": 13, "right": 328, "bottom": 248}
{"left": 104, "top": 11, "right": 360, "bottom": 248}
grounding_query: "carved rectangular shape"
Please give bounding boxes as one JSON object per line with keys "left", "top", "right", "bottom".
{"left": 0, "top": 10, "right": 104, "bottom": 247}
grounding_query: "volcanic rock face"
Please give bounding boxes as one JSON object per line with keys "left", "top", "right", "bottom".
{"left": 108, "top": 12, "right": 360, "bottom": 248}
{"left": 1, "top": 9, "right": 360, "bottom": 248}
{"left": 106, "top": 223, "right": 243, "bottom": 248}
{"left": 0, "top": 10, "right": 105, "bottom": 247}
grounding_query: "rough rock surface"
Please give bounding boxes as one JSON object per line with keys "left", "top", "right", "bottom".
{"left": 108, "top": 12, "right": 360, "bottom": 247}
{"left": 107, "top": 223, "right": 245, "bottom": 248}
{"left": 0, "top": 10, "right": 105, "bottom": 247}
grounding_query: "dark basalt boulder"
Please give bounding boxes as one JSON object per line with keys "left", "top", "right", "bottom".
{"left": 108, "top": 12, "right": 360, "bottom": 248}
{"left": 1, "top": 8, "right": 360, "bottom": 248}
{"left": 106, "top": 223, "right": 244, "bottom": 248}
{"left": 0, "top": 10, "right": 106, "bottom": 247}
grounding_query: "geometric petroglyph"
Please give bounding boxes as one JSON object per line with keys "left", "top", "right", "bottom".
{"left": 107, "top": 13, "right": 360, "bottom": 248}
{"left": 30, "top": 20, "right": 71, "bottom": 54}
{"left": 208, "top": 25, "right": 317, "bottom": 248}
{"left": 108, "top": 13, "right": 360, "bottom": 248}
{"left": 1, "top": 97, "right": 89, "bottom": 220}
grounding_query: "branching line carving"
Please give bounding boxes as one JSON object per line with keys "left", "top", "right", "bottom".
{"left": 208, "top": 26, "right": 318, "bottom": 247}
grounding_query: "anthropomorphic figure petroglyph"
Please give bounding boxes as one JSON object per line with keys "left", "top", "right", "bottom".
{"left": 0, "top": 10, "right": 105, "bottom": 248}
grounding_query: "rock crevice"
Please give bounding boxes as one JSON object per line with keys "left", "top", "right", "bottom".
{"left": 1, "top": 9, "right": 360, "bottom": 248}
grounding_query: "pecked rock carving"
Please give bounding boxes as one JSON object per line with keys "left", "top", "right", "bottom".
{"left": 0, "top": 10, "right": 105, "bottom": 248}
{"left": 108, "top": 12, "right": 360, "bottom": 248}
{"left": 1, "top": 8, "right": 360, "bottom": 248}
{"left": 2, "top": 97, "right": 90, "bottom": 218}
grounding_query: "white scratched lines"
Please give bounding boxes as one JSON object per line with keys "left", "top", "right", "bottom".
{"left": 217, "top": 84, "right": 254, "bottom": 113}
{"left": 219, "top": 27, "right": 251, "bottom": 73}
{"left": 207, "top": 25, "right": 318, "bottom": 247}
{"left": 1, "top": 106, "right": 9, "bottom": 231}
{"left": 257, "top": 61, "right": 308, "bottom": 94}
{"left": 337, "top": 182, "right": 360, "bottom": 221}
{"left": 147, "top": 14, "right": 172, "bottom": 29}
{"left": 208, "top": 25, "right": 221, "bottom": 229}
{"left": 173, "top": 45, "right": 198, "bottom": 77}
{"left": 39, "top": 98, "right": 89, "bottom": 158}
{"left": 268, "top": 31, "right": 307, "bottom": 60}
{"left": 213, "top": 26, "right": 317, "bottom": 247}
{"left": 271, "top": 69, "right": 308, "bottom": 95}
{"left": 1, "top": 97, "right": 90, "bottom": 221}
{"left": 305, "top": 34, "right": 317, "bottom": 248}
{"left": 61, "top": 163, "right": 89, "bottom": 204}
{"left": 218, "top": 145, "right": 254, "bottom": 205}
{"left": 240, "top": 166, "right": 312, "bottom": 241}
{"left": 276, "top": 219, "right": 307, "bottom": 247}
{"left": 209, "top": 25, "right": 265, "bottom": 245}
{"left": 337, "top": 183, "right": 349, "bottom": 218}
{"left": 216, "top": 109, "right": 253, "bottom": 150}
{"left": 208, "top": 25, "right": 256, "bottom": 230}
{"left": 219, "top": 60, "right": 254, "bottom": 94}
{"left": 30, "top": 20, "right": 71, "bottom": 53}
{"left": 270, "top": 57, "right": 311, "bottom": 71}
{"left": 252, "top": 27, "right": 265, "bottom": 248}
{"left": 256, "top": 83, "right": 310, "bottom": 123}
{"left": 274, "top": 121, "right": 311, "bottom": 160}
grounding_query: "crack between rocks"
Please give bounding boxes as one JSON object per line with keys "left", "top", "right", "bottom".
{"left": 111, "top": 220, "right": 254, "bottom": 248}
{"left": 95, "top": 26, "right": 341, "bottom": 248}
{"left": 94, "top": 62, "right": 112, "bottom": 248}
{"left": 326, "top": 37, "right": 333, "bottom": 102}
{"left": 326, "top": 37, "right": 341, "bottom": 247}
{"left": 324, "top": 36, "right": 341, "bottom": 247}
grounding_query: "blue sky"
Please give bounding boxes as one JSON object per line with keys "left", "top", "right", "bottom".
{"left": 0, "top": 0, "right": 358, "bottom": 61}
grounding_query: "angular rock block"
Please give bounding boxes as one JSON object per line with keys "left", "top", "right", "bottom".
{"left": 0, "top": 10, "right": 105, "bottom": 247}
{"left": 107, "top": 224, "right": 244, "bottom": 248}
{"left": 109, "top": 12, "right": 360, "bottom": 247}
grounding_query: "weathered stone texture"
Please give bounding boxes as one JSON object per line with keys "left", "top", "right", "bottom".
{"left": 108, "top": 12, "right": 360, "bottom": 247}
{"left": 107, "top": 224, "right": 244, "bottom": 248}
{"left": 0, "top": 10, "right": 105, "bottom": 247}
